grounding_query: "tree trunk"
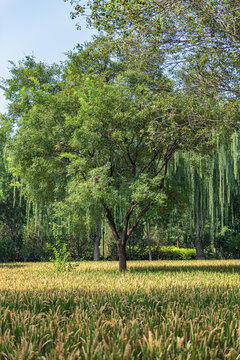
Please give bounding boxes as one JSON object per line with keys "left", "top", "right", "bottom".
{"left": 195, "top": 233, "right": 205, "bottom": 260}
{"left": 146, "top": 223, "right": 152, "bottom": 261}
{"left": 184, "top": 234, "right": 188, "bottom": 248}
{"left": 102, "top": 227, "right": 105, "bottom": 261}
{"left": 93, "top": 239, "right": 100, "bottom": 261}
{"left": 77, "top": 236, "right": 81, "bottom": 260}
{"left": 176, "top": 235, "right": 180, "bottom": 248}
{"left": 128, "top": 240, "right": 132, "bottom": 259}
{"left": 103, "top": 200, "right": 153, "bottom": 272}
{"left": 213, "top": 228, "right": 217, "bottom": 258}
{"left": 194, "top": 190, "right": 205, "bottom": 260}
{"left": 117, "top": 242, "right": 127, "bottom": 272}
{"left": 92, "top": 222, "right": 101, "bottom": 261}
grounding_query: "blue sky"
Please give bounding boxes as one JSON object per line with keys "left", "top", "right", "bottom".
{"left": 0, "top": 0, "right": 94, "bottom": 113}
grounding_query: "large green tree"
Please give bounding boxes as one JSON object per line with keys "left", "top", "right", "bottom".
{"left": 3, "top": 36, "right": 233, "bottom": 270}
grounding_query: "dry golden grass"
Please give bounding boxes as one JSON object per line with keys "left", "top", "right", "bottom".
{"left": 0, "top": 260, "right": 240, "bottom": 359}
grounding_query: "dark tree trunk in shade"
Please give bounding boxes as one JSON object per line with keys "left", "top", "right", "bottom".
{"left": 102, "top": 227, "right": 105, "bottom": 260}
{"left": 103, "top": 200, "right": 155, "bottom": 272}
{"left": 117, "top": 242, "right": 127, "bottom": 272}
{"left": 176, "top": 235, "right": 180, "bottom": 248}
{"left": 92, "top": 222, "right": 101, "bottom": 261}
{"left": 93, "top": 239, "right": 100, "bottom": 261}
{"left": 146, "top": 223, "right": 152, "bottom": 261}
{"left": 213, "top": 228, "right": 217, "bottom": 258}
{"left": 194, "top": 190, "right": 205, "bottom": 260}
{"left": 195, "top": 233, "right": 205, "bottom": 260}
{"left": 77, "top": 236, "right": 81, "bottom": 259}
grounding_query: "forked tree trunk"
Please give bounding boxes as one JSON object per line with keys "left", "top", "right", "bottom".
{"left": 117, "top": 241, "right": 127, "bottom": 272}
{"left": 103, "top": 201, "right": 152, "bottom": 272}
{"left": 195, "top": 233, "right": 205, "bottom": 260}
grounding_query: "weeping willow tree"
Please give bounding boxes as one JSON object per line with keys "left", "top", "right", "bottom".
{"left": 168, "top": 132, "right": 239, "bottom": 259}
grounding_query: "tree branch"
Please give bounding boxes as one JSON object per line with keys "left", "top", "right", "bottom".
{"left": 121, "top": 202, "right": 138, "bottom": 244}
{"left": 101, "top": 200, "right": 120, "bottom": 241}
{"left": 127, "top": 203, "right": 151, "bottom": 239}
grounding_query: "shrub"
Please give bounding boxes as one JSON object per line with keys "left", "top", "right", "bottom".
{"left": 0, "top": 237, "right": 14, "bottom": 262}
{"left": 47, "top": 238, "right": 72, "bottom": 272}
{"left": 46, "top": 223, "right": 72, "bottom": 272}
{"left": 158, "top": 246, "right": 196, "bottom": 260}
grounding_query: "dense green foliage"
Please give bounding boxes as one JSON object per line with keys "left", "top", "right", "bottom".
{"left": 67, "top": 0, "right": 240, "bottom": 98}
{"left": 1, "top": 39, "right": 238, "bottom": 268}
{"left": 0, "top": 1, "right": 239, "bottom": 266}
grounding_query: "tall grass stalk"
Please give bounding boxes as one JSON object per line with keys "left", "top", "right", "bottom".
{"left": 0, "top": 260, "right": 239, "bottom": 359}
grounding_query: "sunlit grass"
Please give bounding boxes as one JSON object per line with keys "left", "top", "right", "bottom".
{"left": 0, "top": 260, "right": 239, "bottom": 359}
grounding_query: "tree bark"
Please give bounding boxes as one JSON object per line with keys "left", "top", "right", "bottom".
{"left": 102, "top": 227, "right": 105, "bottom": 260}
{"left": 146, "top": 223, "right": 152, "bottom": 261}
{"left": 93, "top": 239, "right": 100, "bottom": 261}
{"left": 195, "top": 233, "right": 205, "bottom": 260}
{"left": 77, "top": 236, "right": 81, "bottom": 260}
{"left": 213, "top": 228, "right": 217, "bottom": 258}
{"left": 117, "top": 241, "right": 127, "bottom": 272}
{"left": 194, "top": 191, "right": 205, "bottom": 260}
{"left": 103, "top": 201, "right": 152, "bottom": 271}
{"left": 176, "top": 235, "right": 180, "bottom": 248}
{"left": 92, "top": 222, "right": 101, "bottom": 261}
{"left": 184, "top": 234, "right": 188, "bottom": 248}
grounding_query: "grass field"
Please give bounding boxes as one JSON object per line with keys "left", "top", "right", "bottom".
{"left": 0, "top": 260, "right": 239, "bottom": 360}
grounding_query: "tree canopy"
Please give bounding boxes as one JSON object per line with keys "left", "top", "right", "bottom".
{"left": 0, "top": 0, "right": 239, "bottom": 269}
{"left": 2, "top": 35, "right": 237, "bottom": 270}
{"left": 67, "top": 0, "right": 240, "bottom": 98}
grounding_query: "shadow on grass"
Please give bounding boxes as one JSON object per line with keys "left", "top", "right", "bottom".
{"left": 1, "top": 261, "right": 240, "bottom": 274}
{"left": 66, "top": 260, "right": 240, "bottom": 275}
{"left": 0, "top": 263, "right": 27, "bottom": 269}
{"left": 128, "top": 262, "right": 240, "bottom": 274}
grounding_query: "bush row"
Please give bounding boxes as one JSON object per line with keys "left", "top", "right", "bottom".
{"left": 126, "top": 246, "right": 196, "bottom": 261}
{"left": 158, "top": 246, "right": 196, "bottom": 260}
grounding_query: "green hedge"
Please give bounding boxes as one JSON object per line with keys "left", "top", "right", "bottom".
{"left": 126, "top": 245, "right": 196, "bottom": 260}
{"left": 158, "top": 246, "right": 196, "bottom": 260}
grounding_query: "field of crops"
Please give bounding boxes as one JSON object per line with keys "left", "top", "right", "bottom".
{"left": 0, "top": 260, "right": 239, "bottom": 360}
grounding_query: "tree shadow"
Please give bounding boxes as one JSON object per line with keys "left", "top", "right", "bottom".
{"left": 128, "top": 261, "right": 240, "bottom": 274}
{"left": 68, "top": 260, "right": 240, "bottom": 275}
{"left": 0, "top": 263, "right": 27, "bottom": 269}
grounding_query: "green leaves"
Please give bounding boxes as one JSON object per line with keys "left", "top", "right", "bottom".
{"left": 67, "top": 0, "right": 240, "bottom": 100}
{"left": 130, "top": 173, "right": 166, "bottom": 204}
{"left": 46, "top": 223, "right": 72, "bottom": 272}
{"left": 2, "top": 33, "right": 235, "bottom": 268}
